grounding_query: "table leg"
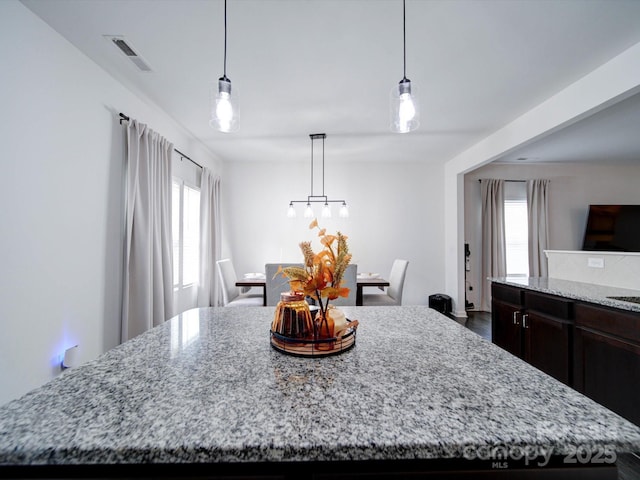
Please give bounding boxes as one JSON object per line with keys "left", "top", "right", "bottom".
{"left": 356, "top": 286, "right": 363, "bottom": 306}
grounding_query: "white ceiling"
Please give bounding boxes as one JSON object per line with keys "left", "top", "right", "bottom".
{"left": 494, "top": 89, "right": 640, "bottom": 165}
{"left": 21, "top": 0, "right": 640, "bottom": 165}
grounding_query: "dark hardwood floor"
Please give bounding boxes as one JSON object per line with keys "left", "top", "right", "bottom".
{"left": 460, "top": 310, "right": 492, "bottom": 341}
{"left": 460, "top": 310, "right": 640, "bottom": 480}
{"left": 619, "top": 453, "right": 640, "bottom": 480}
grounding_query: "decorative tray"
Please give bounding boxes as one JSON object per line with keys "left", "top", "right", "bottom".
{"left": 269, "top": 320, "right": 358, "bottom": 358}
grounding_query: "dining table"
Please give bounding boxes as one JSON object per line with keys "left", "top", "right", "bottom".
{"left": 235, "top": 274, "right": 268, "bottom": 306}
{"left": 236, "top": 272, "right": 390, "bottom": 306}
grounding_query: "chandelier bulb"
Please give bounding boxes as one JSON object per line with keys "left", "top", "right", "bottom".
{"left": 339, "top": 203, "right": 349, "bottom": 218}
{"left": 321, "top": 203, "right": 332, "bottom": 218}
{"left": 287, "top": 203, "right": 296, "bottom": 218}
{"left": 304, "top": 203, "right": 314, "bottom": 218}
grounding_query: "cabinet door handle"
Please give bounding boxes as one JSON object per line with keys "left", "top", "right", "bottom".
{"left": 522, "top": 314, "right": 529, "bottom": 329}
{"left": 512, "top": 311, "right": 520, "bottom": 325}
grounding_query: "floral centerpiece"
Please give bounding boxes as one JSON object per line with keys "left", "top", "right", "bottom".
{"left": 276, "top": 218, "right": 352, "bottom": 339}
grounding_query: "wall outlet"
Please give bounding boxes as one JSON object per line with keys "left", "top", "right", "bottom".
{"left": 587, "top": 257, "right": 605, "bottom": 268}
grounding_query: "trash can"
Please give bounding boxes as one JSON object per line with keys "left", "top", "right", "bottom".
{"left": 429, "top": 294, "right": 452, "bottom": 315}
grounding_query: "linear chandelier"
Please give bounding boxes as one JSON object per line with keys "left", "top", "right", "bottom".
{"left": 390, "top": 0, "right": 419, "bottom": 133}
{"left": 287, "top": 134, "right": 348, "bottom": 219}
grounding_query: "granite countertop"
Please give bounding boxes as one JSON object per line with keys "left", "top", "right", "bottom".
{"left": 491, "top": 277, "right": 640, "bottom": 313}
{"left": 1, "top": 306, "right": 640, "bottom": 467}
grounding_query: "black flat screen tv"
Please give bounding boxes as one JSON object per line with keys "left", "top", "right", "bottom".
{"left": 582, "top": 205, "right": 640, "bottom": 252}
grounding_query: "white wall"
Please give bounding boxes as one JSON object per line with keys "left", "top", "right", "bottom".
{"left": 463, "top": 162, "right": 640, "bottom": 309}
{"left": 0, "top": 1, "right": 221, "bottom": 406}
{"left": 222, "top": 159, "right": 444, "bottom": 306}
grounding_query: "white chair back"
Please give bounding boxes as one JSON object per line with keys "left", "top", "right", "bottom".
{"left": 217, "top": 259, "right": 263, "bottom": 307}
{"left": 387, "top": 259, "right": 409, "bottom": 303}
{"left": 217, "top": 259, "right": 242, "bottom": 305}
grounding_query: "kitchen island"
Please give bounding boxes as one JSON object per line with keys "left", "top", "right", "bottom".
{"left": 1, "top": 306, "right": 639, "bottom": 479}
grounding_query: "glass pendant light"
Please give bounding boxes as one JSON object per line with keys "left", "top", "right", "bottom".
{"left": 390, "top": 0, "right": 419, "bottom": 133}
{"left": 321, "top": 202, "right": 332, "bottom": 218}
{"left": 287, "top": 202, "right": 296, "bottom": 218}
{"left": 210, "top": 0, "right": 239, "bottom": 133}
{"left": 339, "top": 202, "right": 349, "bottom": 218}
{"left": 304, "top": 203, "right": 314, "bottom": 218}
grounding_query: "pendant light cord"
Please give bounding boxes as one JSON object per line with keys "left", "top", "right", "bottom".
{"left": 223, "top": 0, "right": 228, "bottom": 79}
{"left": 403, "top": 0, "right": 407, "bottom": 80}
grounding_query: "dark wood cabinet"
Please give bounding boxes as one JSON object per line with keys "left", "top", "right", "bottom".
{"left": 524, "top": 310, "right": 572, "bottom": 384}
{"left": 492, "top": 284, "right": 573, "bottom": 385}
{"left": 522, "top": 291, "right": 573, "bottom": 385}
{"left": 492, "top": 281, "right": 640, "bottom": 425}
{"left": 574, "top": 302, "right": 640, "bottom": 425}
{"left": 491, "top": 284, "right": 523, "bottom": 357}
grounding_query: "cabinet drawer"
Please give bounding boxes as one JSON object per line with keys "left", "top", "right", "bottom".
{"left": 524, "top": 291, "right": 573, "bottom": 320}
{"left": 491, "top": 283, "right": 523, "bottom": 305}
{"left": 575, "top": 302, "right": 640, "bottom": 344}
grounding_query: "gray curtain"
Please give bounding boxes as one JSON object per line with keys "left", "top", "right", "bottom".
{"left": 197, "top": 168, "right": 222, "bottom": 307}
{"left": 527, "top": 179, "right": 550, "bottom": 277}
{"left": 121, "top": 119, "right": 174, "bottom": 342}
{"left": 481, "top": 179, "right": 506, "bottom": 312}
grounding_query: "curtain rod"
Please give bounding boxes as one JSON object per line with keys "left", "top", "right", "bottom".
{"left": 478, "top": 179, "right": 526, "bottom": 183}
{"left": 119, "top": 113, "right": 203, "bottom": 170}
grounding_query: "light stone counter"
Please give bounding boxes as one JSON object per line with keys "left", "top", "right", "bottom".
{"left": 1, "top": 306, "right": 639, "bottom": 475}
{"left": 491, "top": 277, "right": 640, "bottom": 312}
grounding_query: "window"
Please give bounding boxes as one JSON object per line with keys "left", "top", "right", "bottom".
{"left": 172, "top": 178, "right": 200, "bottom": 288}
{"left": 504, "top": 182, "right": 529, "bottom": 277}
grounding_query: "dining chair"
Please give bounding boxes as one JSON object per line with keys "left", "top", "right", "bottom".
{"left": 265, "top": 263, "right": 304, "bottom": 306}
{"left": 216, "top": 259, "right": 263, "bottom": 307}
{"left": 362, "top": 259, "right": 409, "bottom": 306}
{"left": 331, "top": 264, "right": 358, "bottom": 306}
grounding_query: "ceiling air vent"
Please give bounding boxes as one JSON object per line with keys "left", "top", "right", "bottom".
{"left": 104, "top": 35, "right": 152, "bottom": 72}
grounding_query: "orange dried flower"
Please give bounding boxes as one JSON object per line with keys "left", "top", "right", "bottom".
{"left": 279, "top": 218, "right": 351, "bottom": 319}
